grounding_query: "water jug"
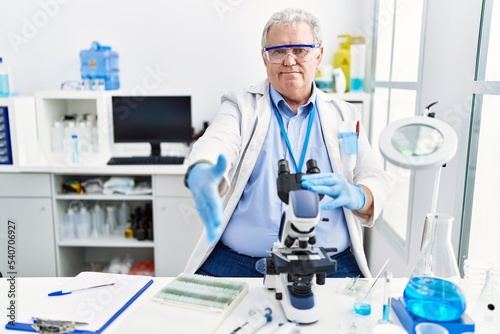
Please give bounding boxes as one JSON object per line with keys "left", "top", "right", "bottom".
{"left": 80, "top": 41, "right": 120, "bottom": 90}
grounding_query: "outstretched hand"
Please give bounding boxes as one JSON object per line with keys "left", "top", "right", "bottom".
{"left": 301, "top": 173, "right": 366, "bottom": 211}
{"left": 187, "top": 155, "right": 227, "bottom": 245}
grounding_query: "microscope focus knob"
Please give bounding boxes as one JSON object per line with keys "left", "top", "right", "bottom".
{"left": 285, "top": 236, "right": 296, "bottom": 248}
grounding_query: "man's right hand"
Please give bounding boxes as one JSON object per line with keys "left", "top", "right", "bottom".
{"left": 186, "top": 155, "right": 227, "bottom": 245}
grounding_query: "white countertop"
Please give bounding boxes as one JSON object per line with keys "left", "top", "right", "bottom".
{"left": 0, "top": 276, "right": 409, "bottom": 334}
{"left": 0, "top": 160, "right": 189, "bottom": 175}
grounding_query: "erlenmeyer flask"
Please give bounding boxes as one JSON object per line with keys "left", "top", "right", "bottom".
{"left": 403, "top": 213, "right": 466, "bottom": 321}
{"left": 471, "top": 268, "right": 500, "bottom": 332}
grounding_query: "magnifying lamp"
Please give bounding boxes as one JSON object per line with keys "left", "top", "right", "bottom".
{"left": 380, "top": 108, "right": 471, "bottom": 333}
{"left": 378, "top": 107, "right": 458, "bottom": 213}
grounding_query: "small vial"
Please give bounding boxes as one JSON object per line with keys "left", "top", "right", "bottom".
{"left": 379, "top": 270, "right": 393, "bottom": 324}
{"left": 71, "top": 134, "right": 79, "bottom": 164}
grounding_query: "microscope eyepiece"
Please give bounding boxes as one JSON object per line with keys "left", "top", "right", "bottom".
{"left": 306, "top": 159, "right": 320, "bottom": 174}
{"left": 278, "top": 159, "right": 290, "bottom": 175}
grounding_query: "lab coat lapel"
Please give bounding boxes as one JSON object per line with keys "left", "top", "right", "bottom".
{"left": 316, "top": 96, "right": 345, "bottom": 177}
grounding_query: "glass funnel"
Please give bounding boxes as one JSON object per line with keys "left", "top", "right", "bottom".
{"left": 403, "top": 213, "right": 466, "bottom": 321}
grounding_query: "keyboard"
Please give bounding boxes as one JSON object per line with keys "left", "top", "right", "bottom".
{"left": 107, "top": 156, "right": 185, "bottom": 165}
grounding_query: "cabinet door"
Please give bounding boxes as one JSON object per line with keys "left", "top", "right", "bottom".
{"left": 0, "top": 198, "right": 56, "bottom": 277}
{"left": 155, "top": 197, "right": 203, "bottom": 276}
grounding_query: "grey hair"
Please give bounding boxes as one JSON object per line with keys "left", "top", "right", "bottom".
{"left": 261, "top": 8, "right": 323, "bottom": 48}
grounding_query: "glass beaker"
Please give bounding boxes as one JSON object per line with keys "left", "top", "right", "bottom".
{"left": 403, "top": 213, "right": 466, "bottom": 322}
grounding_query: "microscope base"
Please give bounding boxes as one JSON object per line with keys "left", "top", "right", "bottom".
{"left": 268, "top": 273, "right": 320, "bottom": 324}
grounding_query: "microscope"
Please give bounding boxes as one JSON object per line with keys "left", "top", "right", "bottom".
{"left": 262, "top": 159, "right": 337, "bottom": 324}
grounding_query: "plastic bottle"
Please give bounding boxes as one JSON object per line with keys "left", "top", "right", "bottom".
{"left": 87, "top": 119, "right": 98, "bottom": 153}
{"left": 78, "top": 120, "right": 91, "bottom": 155}
{"left": 0, "top": 57, "right": 10, "bottom": 97}
{"left": 70, "top": 134, "right": 79, "bottom": 164}
{"left": 91, "top": 202, "right": 105, "bottom": 238}
{"left": 64, "top": 121, "right": 76, "bottom": 160}
{"left": 51, "top": 121, "right": 65, "bottom": 153}
{"left": 118, "top": 202, "right": 131, "bottom": 228}
{"left": 333, "top": 68, "right": 347, "bottom": 94}
{"left": 403, "top": 213, "right": 466, "bottom": 322}
{"left": 332, "top": 35, "right": 351, "bottom": 91}
{"left": 106, "top": 206, "right": 117, "bottom": 234}
{"left": 314, "top": 64, "right": 333, "bottom": 92}
{"left": 76, "top": 206, "right": 91, "bottom": 238}
{"left": 472, "top": 268, "right": 500, "bottom": 332}
{"left": 350, "top": 36, "right": 366, "bottom": 92}
{"left": 62, "top": 207, "right": 76, "bottom": 239}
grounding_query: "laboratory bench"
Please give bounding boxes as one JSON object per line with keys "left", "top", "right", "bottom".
{"left": 0, "top": 276, "right": 410, "bottom": 334}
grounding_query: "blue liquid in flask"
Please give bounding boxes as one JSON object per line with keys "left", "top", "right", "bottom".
{"left": 403, "top": 276, "right": 466, "bottom": 322}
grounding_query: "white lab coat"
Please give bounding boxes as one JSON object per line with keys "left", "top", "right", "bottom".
{"left": 184, "top": 79, "right": 392, "bottom": 278}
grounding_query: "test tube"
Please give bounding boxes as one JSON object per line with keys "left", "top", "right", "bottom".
{"left": 379, "top": 269, "right": 393, "bottom": 323}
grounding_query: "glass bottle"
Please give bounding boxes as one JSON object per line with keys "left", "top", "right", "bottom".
{"left": 471, "top": 268, "right": 500, "bottom": 332}
{"left": 403, "top": 213, "right": 466, "bottom": 321}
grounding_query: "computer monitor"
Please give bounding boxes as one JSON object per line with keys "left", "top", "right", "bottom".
{"left": 111, "top": 95, "right": 192, "bottom": 157}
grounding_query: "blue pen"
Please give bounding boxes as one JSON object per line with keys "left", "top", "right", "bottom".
{"left": 48, "top": 282, "right": 115, "bottom": 296}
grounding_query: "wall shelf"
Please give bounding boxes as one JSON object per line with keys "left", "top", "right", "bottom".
{"left": 55, "top": 194, "right": 153, "bottom": 201}
{"left": 58, "top": 236, "right": 154, "bottom": 248}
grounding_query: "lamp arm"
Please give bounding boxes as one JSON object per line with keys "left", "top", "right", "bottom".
{"left": 430, "top": 166, "right": 442, "bottom": 214}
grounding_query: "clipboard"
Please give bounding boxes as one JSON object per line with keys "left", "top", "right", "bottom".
{"left": 5, "top": 271, "right": 153, "bottom": 333}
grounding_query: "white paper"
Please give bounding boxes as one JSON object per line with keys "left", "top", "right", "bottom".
{"left": 25, "top": 271, "right": 152, "bottom": 332}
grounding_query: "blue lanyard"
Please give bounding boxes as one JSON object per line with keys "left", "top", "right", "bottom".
{"left": 272, "top": 102, "right": 316, "bottom": 173}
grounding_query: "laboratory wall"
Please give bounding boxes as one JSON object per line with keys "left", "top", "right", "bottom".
{"left": 0, "top": 0, "right": 373, "bottom": 131}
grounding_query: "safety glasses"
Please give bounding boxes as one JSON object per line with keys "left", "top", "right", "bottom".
{"left": 263, "top": 44, "right": 320, "bottom": 64}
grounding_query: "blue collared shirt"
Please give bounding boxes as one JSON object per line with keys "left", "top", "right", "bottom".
{"left": 221, "top": 85, "right": 350, "bottom": 257}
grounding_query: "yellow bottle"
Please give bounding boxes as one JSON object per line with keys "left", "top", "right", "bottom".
{"left": 333, "top": 34, "right": 352, "bottom": 92}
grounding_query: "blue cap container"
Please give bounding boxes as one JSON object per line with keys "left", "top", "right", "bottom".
{"left": 80, "top": 41, "right": 120, "bottom": 90}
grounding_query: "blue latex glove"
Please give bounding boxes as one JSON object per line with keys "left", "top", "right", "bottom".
{"left": 187, "top": 155, "right": 227, "bottom": 245}
{"left": 301, "top": 173, "right": 366, "bottom": 211}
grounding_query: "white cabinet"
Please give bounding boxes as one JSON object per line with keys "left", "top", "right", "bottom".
{"left": 154, "top": 175, "right": 203, "bottom": 276}
{"left": 0, "top": 173, "right": 56, "bottom": 277}
{"left": 50, "top": 172, "right": 200, "bottom": 277}
{"left": 0, "top": 171, "right": 201, "bottom": 278}
{"left": 52, "top": 173, "right": 155, "bottom": 277}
